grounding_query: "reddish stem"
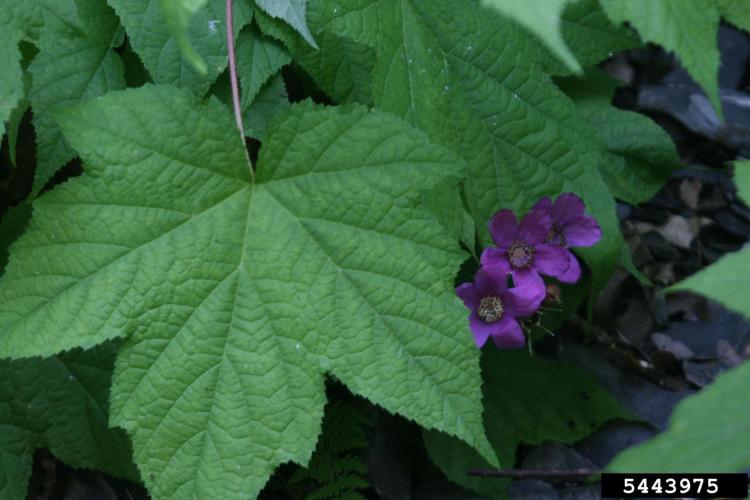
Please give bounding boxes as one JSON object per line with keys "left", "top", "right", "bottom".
{"left": 225, "top": 0, "right": 253, "bottom": 176}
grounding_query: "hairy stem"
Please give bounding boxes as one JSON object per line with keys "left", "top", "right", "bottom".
{"left": 226, "top": 0, "right": 254, "bottom": 178}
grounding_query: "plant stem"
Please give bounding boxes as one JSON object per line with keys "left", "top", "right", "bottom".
{"left": 225, "top": 0, "right": 254, "bottom": 179}
{"left": 468, "top": 468, "right": 599, "bottom": 481}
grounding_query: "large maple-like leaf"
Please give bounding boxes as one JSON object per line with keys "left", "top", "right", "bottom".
{"left": 0, "top": 85, "right": 495, "bottom": 499}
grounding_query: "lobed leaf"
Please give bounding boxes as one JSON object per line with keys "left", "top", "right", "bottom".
{"left": 0, "top": 85, "right": 495, "bottom": 499}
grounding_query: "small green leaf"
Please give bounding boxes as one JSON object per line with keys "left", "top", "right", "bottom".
{"left": 254, "top": 0, "right": 318, "bottom": 49}
{"left": 243, "top": 72, "right": 290, "bottom": 140}
{"left": 255, "top": 7, "right": 375, "bottom": 105}
{"left": 0, "top": 23, "right": 24, "bottom": 141}
{"left": 0, "top": 344, "right": 137, "bottom": 499}
{"left": 0, "top": 204, "right": 32, "bottom": 273}
{"left": 599, "top": 0, "right": 722, "bottom": 114}
{"left": 560, "top": 0, "right": 640, "bottom": 67}
{"left": 608, "top": 359, "right": 750, "bottom": 472}
{"left": 559, "top": 70, "right": 678, "bottom": 204}
{"left": 481, "top": 0, "right": 582, "bottom": 74}
{"left": 237, "top": 24, "right": 291, "bottom": 109}
{"left": 421, "top": 178, "right": 475, "bottom": 253}
{"left": 719, "top": 0, "right": 750, "bottom": 33}
{"left": 0, "top": 85, "right": 495, "bottom": 498}
{"left": 29, "top": 0, "right": 125, "bottom": 195}
{"left": 107, "top": 0, "right": 252, "bottom": 95}
{"left": 159, "top": 0, "right": 210, "bottom": 74}
{"left": 425, "top": 349, "right": 628, "bottom": 497}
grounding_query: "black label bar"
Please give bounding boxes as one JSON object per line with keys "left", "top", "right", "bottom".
{"left": 601, "top": 473, "right": 748, "bottom": 498}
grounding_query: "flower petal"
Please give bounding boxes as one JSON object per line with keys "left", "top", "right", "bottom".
{"left": 518, "top": 209, "right": 552, "bottom": 245}
{"left": 511, "top": 268, "right": 545, "bottom": 292}
{"left": 532, "top": 196, "right": 553, "bottom": 213}
{"left": 474, "top": 266, "right": 508, "bottom": 296}
{"left": 552, "top": 193, "right": 586, "bottom": 226}
{"left": 504, "top": 282, "right": 545, "bottom": 316}
{"left": 488, "top": 209, "right": 519, "bottom": 248}
{"left": 557, "top": 251, "right": 581, "bottom": 283}
{"left": 480, "top": 247, "right": 511, "bottom": 275}
{"left": 563, "top": 215, "right": 601, "bottom": 247}
{"left": 490, "top": 316, "right": 526, "bottom": 349}
{"left": 468, "top": 312, "right": 492, "bottom": 347}
{"left": 455, "top": 282, "right": 480, "bottom": 309}
{"left": 534, "top": 243, "right": 571, "bottom": 278}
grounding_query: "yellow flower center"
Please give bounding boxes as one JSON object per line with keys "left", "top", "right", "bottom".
{"left": 478, "top": 295, "right": 504, "bottom": 323}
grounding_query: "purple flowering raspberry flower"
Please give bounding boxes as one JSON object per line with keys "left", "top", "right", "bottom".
{"left": 480, "top": 208, "right": 571, "bottom": 291}
{"left": 532, "top": 193, "right": 602, "bottom": 283}
{"left": 456, "top": 267, "right": 544, "bottom": 348}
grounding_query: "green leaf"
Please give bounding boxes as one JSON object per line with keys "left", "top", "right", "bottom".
{"left": 32, "top": 0, "right": 84, "bottom": 36}
{"left": 29, "top": 0, "right": 126, "bottom": 195}
{"left": 421, "top": 178, "right": 476, "bottom": 253}
{"left": 315, "top": 0, "right": 626, "bottom": 292}
{"left": 0, "top": 344, "right": 137, "bottom": 499}
{"left": 255, "top": 8, "right": 375, "bottom": 105}
{"left": 608, "top": 359, "right": 750, "bottom": 472}
{"left": 481, "top": 0, "right": 582, "bottom": 74}
{"left": 719, "top": 0, "right": 750, "bottom": 33}
{"left": 243, "top": 72, "right": 290, "bottom": 140}
{"left": 559, "top": 70, "right": 678, "bottom": 204}
{"left": 599, "top": 0, "right": 722, "bottom": 114}
{"left": 159, "top": 0, "right": 210, "bottom": 74}
{"left": 0, "top": 85, "right": 495, "bottom": 498}
{"left": 559, "top": 0, "right": 640, "bottom": 67}
{"left": 237, "top": 24, "right": 291, "bottom": 109}
{"left": 107, "top": 0, "right": 252, "bottom": 95}
{"left": 0, "top": 204, "right": 32, "bottom": 273}
{"left": 425, "top": 349, "right": 628, "bottom": 497}
{"left": 0, "top": 20, "right": 24, "bottom": 141}
{"left": 254, "top": 0, "right": 318, "bottom": 49}
{"left": 669, "top": 162, "right": 750, "bottom": 317}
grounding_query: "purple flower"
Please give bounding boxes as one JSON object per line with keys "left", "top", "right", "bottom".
{"left": 456, "top": 267, "right": 544, "bottom": 348}
{"left": 532, "top": 193, "right": 602, "bottom": 283}
{"left": 480, "top": 208, "right": 571, "bottom": 291}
